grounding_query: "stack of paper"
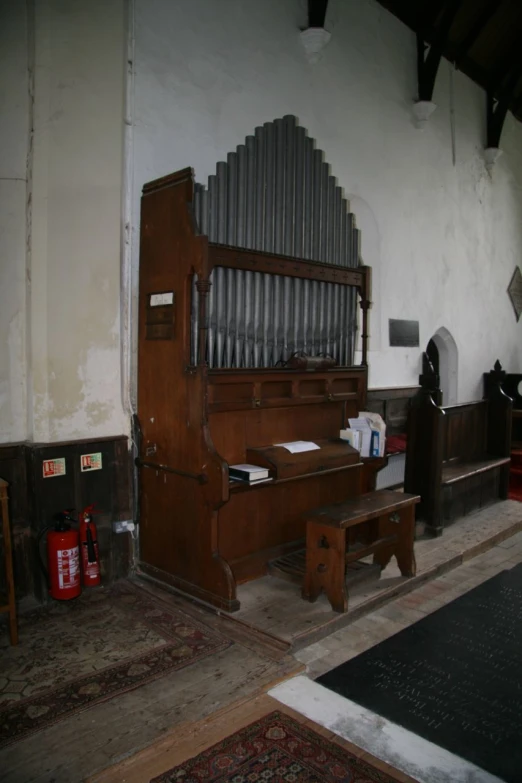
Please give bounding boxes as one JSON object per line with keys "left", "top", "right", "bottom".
{"left": 339, "top": 428, "right": 362, "bottom": 451}
{"left": 345, "top": 413, "right": 386, "bottom": 457}
{"left": 347, "top": 418, "right": 374, "bottom": 457}
{"left": 360, "top": 411, "right": 386, "bottom": 457}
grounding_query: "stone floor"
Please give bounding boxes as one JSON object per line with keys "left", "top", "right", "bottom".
{"left": 266, "top": 531, "right": 522, "bottom": 783}
{"left": 225, "top": 500, "right": 522, "bottom": 647}
{"left": 3, "top": 509, "right": 522, "bottom": 783}
{"left": 0, "top": 580, "right": 301, "bottom": 783}
{"left": 293, "top": 530, "right": 522, "bottom": 679}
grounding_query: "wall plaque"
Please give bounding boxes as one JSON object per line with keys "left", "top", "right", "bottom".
{"left": 389, "top": 319, "right": 419, "bottom": 347}
{"left": 508, "top": 267, "right": 522, "bottom": 322}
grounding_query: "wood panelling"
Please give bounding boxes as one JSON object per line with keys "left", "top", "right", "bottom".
{"left": 0, "top": 437, "right": 132, "bottom": 603}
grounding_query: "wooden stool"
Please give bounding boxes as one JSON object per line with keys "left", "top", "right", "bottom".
{"left": 302, "top": 489, "right": 420, "bottom": 613}
{"left": 0, "top": 478, "right": 18, "bottom": 645}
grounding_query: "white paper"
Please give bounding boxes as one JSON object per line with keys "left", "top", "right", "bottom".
{"left": 340, "top": 428, "right": 362, "bottom": 452}
{"left": 150, "top": 291, "right": 174, "bottom": 306}
{"left": 348, "top": 417, "right": 372, "bottom": 457}
{"left": 274, "top": 440, "right": 320, "bottom": 454}
{"left": 348, "top": 417, "right": 372, "bottom": 430}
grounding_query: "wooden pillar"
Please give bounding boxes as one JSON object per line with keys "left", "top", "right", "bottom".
{"left": 359, "top": 265, "right": 371, "bottom": 367}
{"left": 0, "top": 478, "right": 18, "bottom": 645}
{"left": 196, "top": 277, "right": 211, "bottom": 366}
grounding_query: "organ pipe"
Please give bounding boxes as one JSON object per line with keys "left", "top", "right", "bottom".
{"left": 190, "top": 115, "right": 362, "bottom": 369}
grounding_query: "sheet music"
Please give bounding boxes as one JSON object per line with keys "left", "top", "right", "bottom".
{"left": 274, "top": 440, "right": 320, "bottom": 454}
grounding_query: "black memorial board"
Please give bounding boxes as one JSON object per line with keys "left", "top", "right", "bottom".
{"left": 318, "top": 565, "right": 522, "bottom": 782}
{"left": 388, "top": 319, "right": 419, "bottom": 347}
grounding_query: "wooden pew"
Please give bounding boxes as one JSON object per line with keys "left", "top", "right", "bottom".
{"left": 405, "top": 361, "right": 512, "bottom": 536}
{"left": 483, "top": 360, "right": 522, "bottom": 447}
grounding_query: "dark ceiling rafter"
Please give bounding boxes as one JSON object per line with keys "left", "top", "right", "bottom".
{"left": 487, "top": 57, "right": 522, "bottom": 147}
{"left": 488, "top": 36, "right": 522, "bottom": 95}
{"left": 417, "top": 0, "right": 463, "bottom": 102}
{"left": 377, "top": 0, "right": 522, "bottom": 128}
{"left": 454, "top": 0, "right": 500, "bottom": 66}
{"left": 308, "top": 0, "right": 329, "bottom": 28}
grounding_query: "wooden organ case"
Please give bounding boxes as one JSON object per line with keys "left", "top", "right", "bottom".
{"left": 137, "top": 117, "right": 378, "bottom": 611}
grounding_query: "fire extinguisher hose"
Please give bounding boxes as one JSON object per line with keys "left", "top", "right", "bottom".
{"left": 86, "top": 524, "right": 96, "bottom": 563}
{"left": 37, "top": 524, "right": 52, "bottom": 589}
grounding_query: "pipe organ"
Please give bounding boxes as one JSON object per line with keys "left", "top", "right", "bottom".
{"left": 137, "top": 117, "right": 378, "bottom": 611}
{"left": 190, "top": 116, "right": 360, "bottom": 368}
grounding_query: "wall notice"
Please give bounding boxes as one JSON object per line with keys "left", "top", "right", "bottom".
{"left": 80, "top": 452, "right": 103, "bottom": 472}
{"left": 43, "top": 458, "right": 66, "bottom": 478}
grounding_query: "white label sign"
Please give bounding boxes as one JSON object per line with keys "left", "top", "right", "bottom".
{"left": 80, "top": 452, "right": 103, "bottom": 472}
{"left": 43, "top": 458, "right": 66, "bottom": 478}
{"left": 150, "top": 292, "right": 174, "bottom": 307}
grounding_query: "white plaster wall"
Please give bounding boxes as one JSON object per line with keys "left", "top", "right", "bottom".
{"left": 28, "top": 0, "right": 128, "bottom": 442}
{"left": 0, "top": 1, "right": 30, "bottom": 442}
{"left": 131, "top": 0, "right": 522, "bottom": 402}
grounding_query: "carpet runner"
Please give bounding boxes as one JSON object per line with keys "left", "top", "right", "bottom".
{"left": 0, "top": 580, "right": 231, "bottom": 747}
{"left": 150, "top": 710, "right": 407, "bottom": 783}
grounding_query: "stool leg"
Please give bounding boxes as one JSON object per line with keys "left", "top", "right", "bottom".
{"left": 302, "top": 524, "right": 347, "bottom": 613}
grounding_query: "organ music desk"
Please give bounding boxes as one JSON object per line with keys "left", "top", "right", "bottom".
{"left": 137, "top": 161, "right": 396, "bottom": 612}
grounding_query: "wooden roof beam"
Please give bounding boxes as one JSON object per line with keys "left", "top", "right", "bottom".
{"left": 487, "top": 64, "right": 522, "bottom": 148}
{"left": 455, "top": 0, "right": 501, "bottom": 66}
{"left": 489, "top": 37, "right": 522, "bottom": 95}
{"left": 417, "top": 0, "right": 463, "bottom": 101}
{"left": 308, "top": 0, "right": 329, "bottom": 28}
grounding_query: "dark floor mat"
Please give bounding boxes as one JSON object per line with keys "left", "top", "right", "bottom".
{"left": 317, "top": 565, "right": 522, "bottom": 783}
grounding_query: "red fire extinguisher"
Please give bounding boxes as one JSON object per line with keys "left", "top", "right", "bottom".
{"left": 79, "top": 504, "right": 101, "bottom": 587}
{"left": 42, "top": 511, "right": 82, "bottom": 600}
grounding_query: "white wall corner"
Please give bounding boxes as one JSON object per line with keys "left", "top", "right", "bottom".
{"left": 412, "top": 100, "right": 437, "bottom": 130}
{"left": 299, "top": 27, "right": 331, "bottom": 64}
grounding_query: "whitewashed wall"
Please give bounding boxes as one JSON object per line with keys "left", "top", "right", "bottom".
{"left": 0, "top": 2, "right": 30, "bottom": 442}
{"left": 30, "top": 0, "right": 128, "bottom": 442}
{"left": 2, "top": 0, "right": 521, "bottom": 447}
{"left": 131, "top": 0, "right": 522, "bottom": 403}
{"left": 0, "top": 0, "right": 129, "bottom": 444}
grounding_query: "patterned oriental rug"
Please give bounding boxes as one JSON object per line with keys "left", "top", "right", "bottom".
{"left": 151, "top": 711, "right": 403, "bottom": 783}
{"left": 0, "top": 581, "right": 231, "bottom": 748}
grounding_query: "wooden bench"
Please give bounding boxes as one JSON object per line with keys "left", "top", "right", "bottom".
{"left": 484, "top": 360, "right": 522, "bottom": 447}
{"left": 405, "top": 366, "right": 512, "bottom": 537}
{"left": 302, "top": 489, "right": 420, "bottom": 613}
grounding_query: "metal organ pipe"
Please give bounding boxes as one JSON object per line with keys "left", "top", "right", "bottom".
{"left": 283, "top": 115, "right": 296, "bottom": 258}
{"left": 303, "top": 137, "right": 314, "bottom": 261}
{"left": 264, "top": 122, "right": 275, "bottom": 254}
{"left": 190, "top": 116, "right": 362, "bottom": 370}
